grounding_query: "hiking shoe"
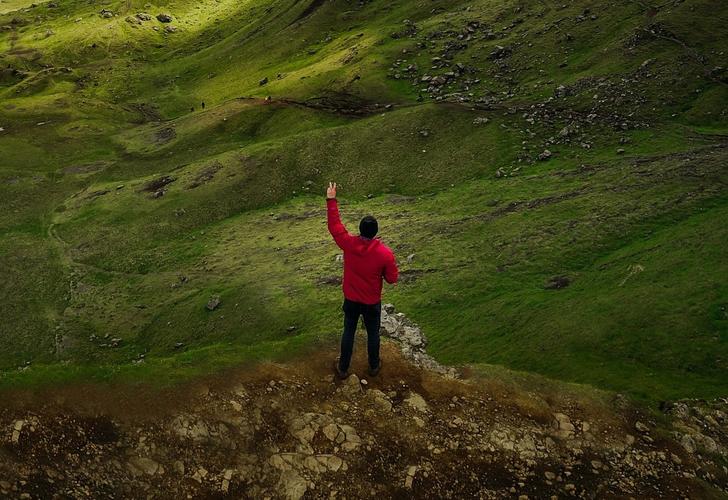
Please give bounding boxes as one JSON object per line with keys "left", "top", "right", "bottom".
{"left": 368, "top": 360, "right": 382, "bottom": 377}
{"left": 333, "top": 359, "right": 349, "bottom": 380}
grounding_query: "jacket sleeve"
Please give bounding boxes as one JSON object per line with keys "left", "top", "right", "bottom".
{"left": 383, "top": 251, "right": 399, "bottom": 284}
{"left": 327, "top": 198, "right": 354, "bottom": 251}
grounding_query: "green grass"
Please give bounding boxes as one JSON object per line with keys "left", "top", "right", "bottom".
{"left": 0, "top": 0, "right": 727, "bottom": 401}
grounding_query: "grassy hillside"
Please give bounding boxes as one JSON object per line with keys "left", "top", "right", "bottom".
{"left": 0, "top": 0, "right": 726, "bottom": 401}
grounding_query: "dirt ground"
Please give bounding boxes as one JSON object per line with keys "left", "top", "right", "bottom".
{"left": 1, "top": 340, "right": 727, "bottom": 499}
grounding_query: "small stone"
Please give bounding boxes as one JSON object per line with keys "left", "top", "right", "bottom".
{"left": 404, "top": 466, "right": 417, "bottom": 489}
{"left": 634, "top": 421, "right": 649, "bottom": 433}
{"left": 680, "top": 434, "right": 697, "bottom": 454}
{"left": 553, "top": 413, "right": 575, "bottom": 437}
{"left": 323, "top": 424, "right": 340, "bottom": 442}
{"left": 206, "top": 296, "right": 221, "bottom": 311}
{"left": 545, "top": 276, "right": 570, "bottom": 290}
{"left": 404, "top": 392, "right": 429, "bottom": 412}
{"left": 538, "top": 149, "right": 552, "bottom": 161}
{"left": 173, "top": 460, "right": 185, "bottom": 474}
{"left": 128, "top": 457, "right": 164, "bottom": 476}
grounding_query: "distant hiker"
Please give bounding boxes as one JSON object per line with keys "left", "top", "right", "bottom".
{"left": 326, "top": 182, "right": 398, "bottom": 379}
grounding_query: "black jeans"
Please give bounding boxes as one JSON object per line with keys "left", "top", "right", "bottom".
{"left": 338, "top": 299, "right": 381, "bottom": 373}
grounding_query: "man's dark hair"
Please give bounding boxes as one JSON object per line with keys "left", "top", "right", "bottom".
{"left": 359, "top": 216, "right": 378, "bottom": 239}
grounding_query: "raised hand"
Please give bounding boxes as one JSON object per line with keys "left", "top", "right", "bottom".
{"left": 327, "top": 182, "right": 337, "bottom": 199}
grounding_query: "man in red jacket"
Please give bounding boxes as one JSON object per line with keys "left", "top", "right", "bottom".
{"left": 326, "top": 182, "right": 398, "bottom": 379}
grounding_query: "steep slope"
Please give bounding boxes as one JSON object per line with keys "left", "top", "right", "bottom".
{"left": 0, "top": 0, "right": 726, "bottom": 401}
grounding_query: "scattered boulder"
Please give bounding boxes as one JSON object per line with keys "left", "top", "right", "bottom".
{"left": 405, "top": 465, "right": 418, "bottom": 489}
{"left": 553, "top": 413, "right": 576, "bottom": 438}
{"left": 276, "top": 470, "right": 308, "bottom": 500}
{"left": 140, "top": 175, "right": 175, "bottom": 199}
{"left": 11, "top": 420, "right": 25, "bottom": 444}
{"left": 155, "top": 126, "right": 176, "bottom": 144}
{"left": 156, "top": 13, "right": 173, "bottom": 23}
{"left": 544, "top": 275, "right": 570, "bottom": 290}
{"left": 339, "top": 374, "right": 362, "bottom": 396}
{"left": 488, "top": 45, "right": 512, "bottom": 60}
{"left": 127, "top": 457, "right": 164, "bottom": 476}
{"left": 538, "top": 149, "right": 553, "bottom": 161}
{"left": 635, "top": 421, "right": 650, "bottom": 433}
{"left": 366, "top": 389, "right": 393, "bottom": 412}
{"left": 404, "top": 392, "right": 429, "bottom": 412}
{"left": 206, "top": 296, "right": 221, "bottom": 311}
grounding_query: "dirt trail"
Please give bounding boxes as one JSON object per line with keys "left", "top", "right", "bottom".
{"left": 1, "top": 338, "right": 727, "bottom": 499}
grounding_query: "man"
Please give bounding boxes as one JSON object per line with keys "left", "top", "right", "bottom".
{"left": 326, "top": 182, "right": 398, "bottom": 379}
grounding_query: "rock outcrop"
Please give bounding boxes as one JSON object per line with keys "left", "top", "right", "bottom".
{"left": 380, "top": 303, "right": 459, "bottom": 378}
{"left": 0, "top": 342, "right": 725, "bottom": 498}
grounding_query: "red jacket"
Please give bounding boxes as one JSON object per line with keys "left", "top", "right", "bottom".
{"left": 327, "top": 198, "right": 398, "bottom": 304}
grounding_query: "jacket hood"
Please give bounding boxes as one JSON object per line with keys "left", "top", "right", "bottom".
{"left": 351, "top": 236, "right": 381, "bottom": 254}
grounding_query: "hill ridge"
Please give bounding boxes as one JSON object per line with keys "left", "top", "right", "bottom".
{"left": 1, "top": 336, "right": 727, "bottom": 498}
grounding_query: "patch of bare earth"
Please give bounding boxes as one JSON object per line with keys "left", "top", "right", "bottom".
{"left": 0, "top": 341, "right": 725, "bottom": 498}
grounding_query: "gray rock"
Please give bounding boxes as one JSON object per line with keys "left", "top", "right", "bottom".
{"left": 11, "top": 420, "right": 25, "bottom": 443}
{"left": 553, "top": 413, "right": 575, "bottom": 438}
{"left": 380, "top": 305, "right": 458, "bottom": 378}
{"left": 635, "top": 421, "right": 649, "bottom": 433}
{"left": 404, "top": 392, "right": 429, "bottom": 412}
{"left": 366, "top": 389, "right": 393, "bottom": 412}
{"left": 680, "top": 433, "right": 697, "bottom": 454}
{"left": 206, "top": 296, "right": 221, "bottom": 311}
{"left": 544, "top": 275, "right": 570, "bottom": 290}
{"left": 488, "top": 45, "right": 511, "bottom": 59}
{"left": 156, "top": 13, "right": 173, "bottom": 23}
{"left": 538, "top": 149, "right": 552, "bottom": 161}
{"left": 128, "top": 457, "right": 164, "bottom": 476}
{"left": 277, "top": 470, "right": 308, "bottom": 500}
{"left": 340, "top": 374, "right": 362, "bottom": 396}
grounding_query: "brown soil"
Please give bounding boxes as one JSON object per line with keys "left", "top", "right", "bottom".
{"left": 0, "top": 341, "right": 725, "bottom": 499}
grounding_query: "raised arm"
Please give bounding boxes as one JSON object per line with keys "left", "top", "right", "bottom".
{"left": 326, "top": 182, "right": 354, "bottom": 251}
